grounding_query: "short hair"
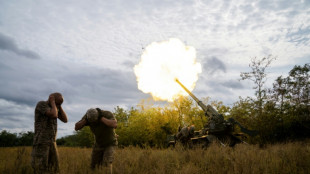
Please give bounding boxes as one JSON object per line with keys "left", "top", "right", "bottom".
{"left": 50, "top": 92, "right": 62, "bottom": 98}
{"left": 50, "top": 92, "right": 63, "bottom": 104}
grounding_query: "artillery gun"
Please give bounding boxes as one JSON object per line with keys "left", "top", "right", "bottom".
{"left": 169, "top": 79, "right": 257, "bottom": 148}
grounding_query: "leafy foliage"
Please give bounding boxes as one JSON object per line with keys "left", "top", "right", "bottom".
{"left": 240, "top": 55, "right": 276, "bottom": 114}
{"left": 0, "top": 130, "right": 34, "bottom": 146}
{"left": 57, "top": 127, "right": 94, "bottom": 147}
{"left": 234, "top": 62, "right": 310, "bottom": 143}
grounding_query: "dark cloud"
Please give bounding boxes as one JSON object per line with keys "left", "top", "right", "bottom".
{"left": 61, "top": 66, "right": 143, "bottom": 105}
{"left": 0, "top": 33, "right": 40, "bottom": 59}
{"left": 286, "top": 26, "right": 310, "bottom": 45}
{"left": 220, "top": 80, "right": 244, "bottom": 89}
{"left": 122, "top": 60, "right": 136, "bottom": 69}
{"left": 203, "top": 57, "right": 226, "bottom": 75}
{"left": 0, "top": 58, "right": 46, "bottom": 106}
{"left": 0, "top": 55, "right": 146, "bottom": 136}
{"left": 0, "top": 99, "right": 33, "bottom": 131}
{"left": 193, "top": 78, "right": 248, "bottom": 106}
{"left": 0, "top": 54, "right": 144, "bottom": 108}
{"left": 0, "top": 62, "right": 12, "bottom": 70}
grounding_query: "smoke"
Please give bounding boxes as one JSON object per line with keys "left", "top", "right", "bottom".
{"left": 134, "top": 38, "right": 202, "bottom": 101}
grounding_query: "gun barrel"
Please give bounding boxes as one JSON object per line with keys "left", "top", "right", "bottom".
{"left": 175, "top": 79, "right": 200, "bottom": 103}
{"left": 175, "top": 79, "right": 209, "bottom": 113}
{"left": 175, "top": 79, "right": 219, "bottom": 117}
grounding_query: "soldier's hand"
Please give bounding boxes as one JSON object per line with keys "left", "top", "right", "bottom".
{"left": 48, "top": 95, "right": 56, "bottom": 105}
{"left": 56, "top": 105, "right": 62, "bottom": 110}
{"left": 75, "top": 121, "right": 84, "bottom": 131}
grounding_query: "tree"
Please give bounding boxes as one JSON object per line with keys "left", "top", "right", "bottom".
{"left": 171, "top": 96, "right": 193, "bottom": 127}
{"left": 56, "top": 127, "right": 94, "bottom": 147}
{"left": 287, "top": 64, "right": 310, "bottom": 107}
{"left": 114, "top": 106, "right": 129, "bottom": 124}
{"left": 229, "top": 97, "right": 256, "bottom": 131}
{"left": 240, "top": 55, "right": 276, "bottom": 115}
{"left": 269, "top": 76, "right": 289, "bottom": 112}
{"left": 255, "top": 63, "right": 310, "bottom": 142}
{"left": 0, "top": 130, "right": 18, "bottom": 146}
{"left": 269, "top": 63, "right": 310, "bottom": 121}
{"left": 17, "top": 131, "right": 34, "bottom": 146}
{"left": 75, "top": 126, "right": 94, "bottom": 147}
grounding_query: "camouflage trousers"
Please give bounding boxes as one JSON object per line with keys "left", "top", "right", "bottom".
{"left": 31, "top": 142, "right": 59, "bottom": 174}
{"left": 91, "top": 144, "right": 115, "bottom": 172}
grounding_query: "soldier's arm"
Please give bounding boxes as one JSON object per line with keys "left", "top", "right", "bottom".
{"left": 45, "top": 95, "right": 59, "bottom": 119}
{"left": 75, "top": 119, "right": 87, "bottom": 131}
{"left": 100, "top": 111, "right": 117, "bottom": 128}
{"left": 57, "top": 105, "right": 68, "bottom": 123}
{"left": 101, "top": 117, "right": 117, "bottom": 128}
{"left": 75, "top": 114, "right": 89, "bottom": 131}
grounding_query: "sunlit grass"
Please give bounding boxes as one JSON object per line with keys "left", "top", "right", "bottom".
{"left": 1, "top": 141, "right": 309, "bottom": 174}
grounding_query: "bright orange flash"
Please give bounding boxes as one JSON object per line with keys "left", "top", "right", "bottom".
{"left": 134, "top": 38, "right": 202, "bottom": 101}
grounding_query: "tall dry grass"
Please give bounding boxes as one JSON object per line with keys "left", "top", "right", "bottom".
{"left": 0, "top": 141, "right": 309, "bottom": 174}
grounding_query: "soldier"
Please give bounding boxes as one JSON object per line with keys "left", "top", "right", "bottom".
{"left": 176, "top": 125, "right": 195, "bottom": 148}
{"left": 75, "top": 108, "right": 118, "bottom": 174}
{"left": 31, "top": 92, "right": 68, "bottom": 174}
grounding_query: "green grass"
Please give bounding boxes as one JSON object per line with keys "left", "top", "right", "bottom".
{"left": 1, "top": 141, "right": 310, "bottom": 174}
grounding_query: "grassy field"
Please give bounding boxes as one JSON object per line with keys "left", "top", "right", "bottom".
{"left": 1, "top": 141, "right": 310, "bottom": 174}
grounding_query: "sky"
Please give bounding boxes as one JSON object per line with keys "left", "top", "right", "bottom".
{"left": 0, "top": 0, "right": 309, "bottom": 138}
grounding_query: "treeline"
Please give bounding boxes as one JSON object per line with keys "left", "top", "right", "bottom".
{"left": 235, "top": 59, "right": 310, "bottom": 143}
{"left": 1, "top": 60, "right": 309, "bottom": 147}
{"left": 0, "top": 130, "right": 34, "bottom": 147}
{"left": 57, "top": 98, "right": 210, "bottom": 148}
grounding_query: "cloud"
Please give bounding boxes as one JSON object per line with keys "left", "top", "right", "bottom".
{"left": 220, "top": 80, "right": 244, "bottom": 89}
{"left": 0, "top": 54, "right": 148, "bottom": 137}
{"left": 0, "top": 32, "right": 40, "bottom": 59}
{"left": 0, "top": 54, "right": 144, "bottom": 108}
{"left": 286, "top": 26, "right": 310, "bottom": 45}
{"left": 203, "top": 57, "right": 227, "bottom": 75}
{"left": 0, "top": 98, "right": 34, "bottom": 132}
{"left": 122, "top": 60, "right": 136, "bottom": 69}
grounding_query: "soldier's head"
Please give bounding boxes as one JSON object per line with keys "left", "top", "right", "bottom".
{"left": 49, "top": 92, "right": 63, "bottom": 105}
{"left": 86, "top": 108, "right": 99, "bottom": 123}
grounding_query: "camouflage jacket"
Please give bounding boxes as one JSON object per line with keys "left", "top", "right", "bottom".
{"left": 33, "top": 101, "right": 57, "bottom": 145}
{"left": 83, "top": 109, "right": 118, "bottom": 147}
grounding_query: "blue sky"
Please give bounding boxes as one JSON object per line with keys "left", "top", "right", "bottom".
{"left": 0, "top": 0, "right": 309, "bottom": 137}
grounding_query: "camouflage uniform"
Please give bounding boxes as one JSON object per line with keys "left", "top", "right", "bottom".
{"left": 176, "top": 125, "right": 195, "bottom": 148}
{"left": 82, "top": 108, "right": 118, "bottom": 169}
{"left": 31, "top": 101, "right": 59, "bottom": 174}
